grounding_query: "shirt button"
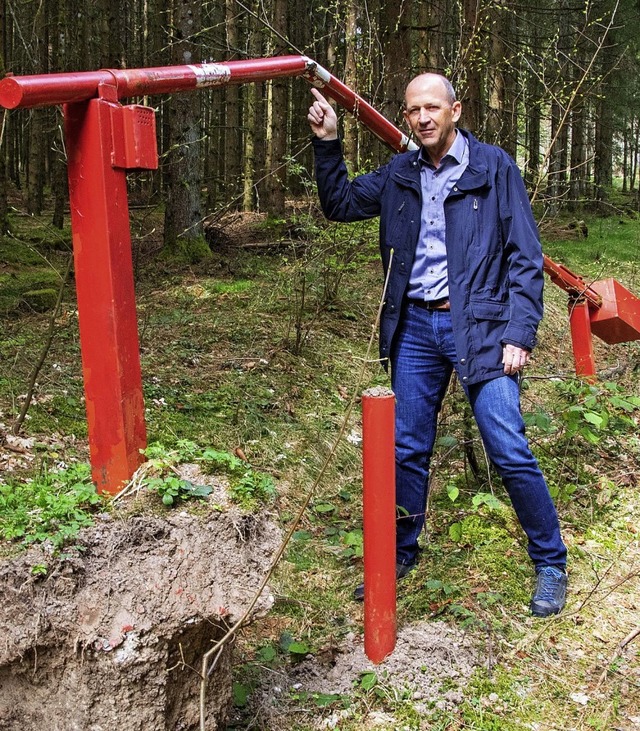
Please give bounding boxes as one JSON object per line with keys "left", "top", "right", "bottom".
{"left": 453, "top": 187, "right": 458, "bottom": 192}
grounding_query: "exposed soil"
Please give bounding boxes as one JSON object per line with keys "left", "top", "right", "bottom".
{"left": 236, "top": 620, "right": 482, "bottom": 729}
{"left": 0, "top": 488, "right": 281, "bottom": 731}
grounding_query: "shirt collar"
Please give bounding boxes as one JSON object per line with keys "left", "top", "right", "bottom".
{"left": 419, "top": 129, "right": 468, "bottom": 167}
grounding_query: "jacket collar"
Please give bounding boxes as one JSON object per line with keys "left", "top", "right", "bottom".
{"left": 391, "top": 128, "right": 490, "bottom": 192}
{"left": 455, "top": 129, "right": 490, "bottom": 191}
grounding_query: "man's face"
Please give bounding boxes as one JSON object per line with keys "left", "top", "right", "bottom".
{"left": 403, "top": 75, "right": 462, "bottom": 163}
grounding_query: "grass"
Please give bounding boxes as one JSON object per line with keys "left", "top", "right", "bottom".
{"left": 1, "top": 203, "right": 640, "bottom": 730}
{"left": 541, "top": 213, "right": 640, "bottom": 293}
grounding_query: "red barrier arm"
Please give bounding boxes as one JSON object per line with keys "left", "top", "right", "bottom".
{"left": 0, "top": 56, "right": 416, "bottom": 154}
{"left": 0, "top": 57, "right": 309, "bottom": 109}
{"left": 542, "top": 254, "right": 602, "bottom": 308}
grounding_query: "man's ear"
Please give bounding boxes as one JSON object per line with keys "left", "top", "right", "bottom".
{"left": 452, "top": 101, "right": 462, "bottom": 123}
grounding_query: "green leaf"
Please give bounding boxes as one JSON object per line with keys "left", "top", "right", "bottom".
{"left": 342, "top": 530, "right": 363, "bottom": 547}
{"left": 446, "top": 484, "right": 459, "bottom": 502}
{"left": 437, "top": 435, "right": 457, "bottom": 448}
{"left": 287, "top": 641, "right": 310, "bottom": 655}
{"left": 359, "top": 671, "right": 377, "bottom": 690}
{"left": 232, "top": 682, "right": 249, "bottom": 707}
{"left": 313, "top": 502, "right": 336, "bottom": 514}
{"left": 279, "top": 632, "right": 294, "bottom": 651}
{"left": 583, "top": 411, "right": 604, "bottom": 428}
{"left": 292, "top": 530, "right": 313, "bottom": 541}
{"left": 449, "top": 522, "right": 463, "bottom": 541}
{"left": 313, "top": 693, "right": 343, "bottom": 707}
{"left": 258, "top": 645, "right": 277, "bottom": 663}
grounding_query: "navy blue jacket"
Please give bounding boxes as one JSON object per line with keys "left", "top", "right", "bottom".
{"left": 312, "top": 130, "right": 544, "bottom": 386}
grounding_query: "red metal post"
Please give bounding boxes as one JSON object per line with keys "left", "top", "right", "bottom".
{"left": 568, "top": 298, "right": 597, "bottom": 380}
{"left": 361, "top": 387, "right": 397, "bottom": 664}
{"left": 64, "top": 85, "right": 157, "bottom": 493}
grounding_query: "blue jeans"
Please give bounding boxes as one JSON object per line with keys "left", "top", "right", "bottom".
{"left": 391, "top": 303, "right": 567, "bottom": 569}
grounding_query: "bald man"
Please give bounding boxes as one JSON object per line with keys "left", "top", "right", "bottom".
{"left": 308, "top": 74, "right": 568, "bottom": 618}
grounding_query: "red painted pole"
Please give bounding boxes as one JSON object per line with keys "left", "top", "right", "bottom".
{"left": 568, "top": 298, "right": 597, "bottom": 380}
{"left": 0, "top": 57, "right": 309, "bottom": 109}
{"left": 361, "top": 387, "right": 397, "bottom": 664}
{"left": 0, "top": 56, "right": 417, "bottom": 154}
{"left": 64, "top": 91, "right": 154, "bottom": 493}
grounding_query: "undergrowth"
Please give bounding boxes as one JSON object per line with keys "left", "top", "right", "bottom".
{"left": 1, "top": 206, "right": 640, "bottom": 730}
{"left": 0, "top": 462, "right": 103, "bottom": 549}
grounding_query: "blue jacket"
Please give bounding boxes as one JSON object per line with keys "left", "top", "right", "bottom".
{"left": 312, "top": 130, "right": 544, "bottom": 386}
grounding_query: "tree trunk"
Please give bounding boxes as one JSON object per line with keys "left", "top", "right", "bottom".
{"left": 224, "top": 0, "right": 242, "bottom": 204}
{"left": 569, "top": 101, "right": 587, "bottom": 205}
{"left": 485, "top": 3, "right": 506, "bottom": 147}
{"left": 342, "top": 0, "right": 359, "bottom": 168}
{"left": 163, "top": 0, "right": 207, "bottom": 260}
{"left": 424, "top": 0, "right": 446, "bottom": 73}
{"left": 458, "top": 0, "right": 483, "bottom": 134}
{"left": 381, "top": 0, "right": 412, "bottom": 128}
{"left": 265, "top": 0, "right": 289, "bottom": 215}
{"left": 594, "top": 62, "right": 614, "bottom": 203}
{"left": 241, "top": 2, "right": 262, "bottom": 212}
{"left": 0, "top": 0, "right": 9, "bottom": 233}
{"left": 26, "top": 0, "right": 48, "bottom": 216}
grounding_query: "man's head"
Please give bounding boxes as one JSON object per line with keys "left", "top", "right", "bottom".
{"left": 403, "top": 73, "right": 462, "bottom": 165}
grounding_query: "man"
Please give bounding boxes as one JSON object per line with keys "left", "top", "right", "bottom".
{"left": 307, "top": 74, "right": 568, "bottom": 617}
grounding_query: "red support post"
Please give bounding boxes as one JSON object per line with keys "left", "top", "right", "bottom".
{"left": 568, "top": 298, "right": 597, "bottom": 380}
{"left": 361, "top": 387, "right": 397, "bottom": 664}
{"left": 64, "top": 87, "right": 157, "bottom": 493}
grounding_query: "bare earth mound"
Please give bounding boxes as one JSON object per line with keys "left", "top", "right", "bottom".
{"left": 0, "top": 507, "right": 281, "bottom": 731}
{"left": 244, "top": 621, "right": 481, "bottom": 728}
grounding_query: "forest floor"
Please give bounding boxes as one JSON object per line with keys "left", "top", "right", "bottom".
{"left": 1, "top": 202, "right": 639, "bottom": 730}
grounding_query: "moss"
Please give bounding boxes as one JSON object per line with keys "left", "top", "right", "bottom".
{"left": 162, "top": 235, "right": 212, "bottom": 265}
{"left": 20, "top": 288, "right": 58, "bottom": 313}
{"left": 0, "top": 270, "right": 61, "bottom": 314}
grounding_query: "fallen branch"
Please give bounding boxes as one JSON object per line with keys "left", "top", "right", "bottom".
{"left": 597, "top": 625, "right": 640, "bottom": 687}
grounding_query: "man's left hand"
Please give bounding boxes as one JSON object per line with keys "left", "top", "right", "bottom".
{"left": 502, "top": 344, "right": 530, "bottom": 375}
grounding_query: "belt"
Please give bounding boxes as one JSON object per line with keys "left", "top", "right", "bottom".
{"left": 406, "top": 296, "right": 450, "bottom": 311}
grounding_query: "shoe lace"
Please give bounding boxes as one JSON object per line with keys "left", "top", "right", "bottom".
{"left": 536, "top": 567, "right": 563, "bottom": 601}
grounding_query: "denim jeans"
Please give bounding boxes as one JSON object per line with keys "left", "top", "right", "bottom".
{"left": 390, "top": 302, "right": 567, "bottom": 569}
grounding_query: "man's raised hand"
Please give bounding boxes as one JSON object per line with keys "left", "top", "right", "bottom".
{"left": 307, "top": 88, "right": 338, "bottom": 140}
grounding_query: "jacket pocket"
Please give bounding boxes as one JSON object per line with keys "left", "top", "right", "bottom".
{"left": 470, "top": 299, "right": 509, "bottom": 321}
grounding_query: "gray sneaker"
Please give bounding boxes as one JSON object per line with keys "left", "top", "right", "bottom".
{"left": 530, "top": 566, "right": 567, "bottom": 617}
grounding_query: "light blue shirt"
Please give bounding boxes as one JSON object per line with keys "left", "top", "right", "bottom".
{"left": 406, "top": 130, "right": 469, "bottom": 302}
